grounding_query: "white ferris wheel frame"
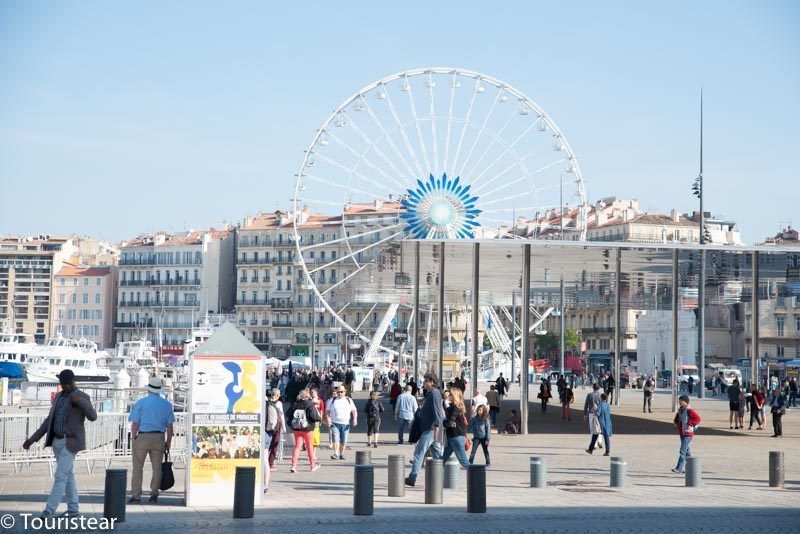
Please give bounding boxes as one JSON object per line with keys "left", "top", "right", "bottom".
{"left": 292, "top": 67, "right": 588, "bottom": 344}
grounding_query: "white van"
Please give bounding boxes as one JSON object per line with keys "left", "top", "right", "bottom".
{"left": 717, "top": 368, "right": 742, "bottom": 388}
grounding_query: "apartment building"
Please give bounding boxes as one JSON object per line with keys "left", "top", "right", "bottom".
{"left": 115, "top": 228, "right": 234, "bottom": 345}
{"left": 52, "top": 264, "right": 116, "bottom": 348}
{"left": 0, "top": 235, "right": 76, "bottom": 341}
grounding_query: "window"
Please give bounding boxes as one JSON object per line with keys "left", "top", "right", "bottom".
{"left": 777, "top": 316, "right": 785, "bottom": 337}
{"left": 68, "top": 309, "right": 76, "bottom": 319}
{"left": 71, "top": 293, "right": 77, "bottom": 304}
{"left": 81, "top": 309, "right": 90, "bottom": 319}
{"left": 95, "top": 293, "right": 101, "bottom": 304}
{"left": 83, "top": 277, "right": 89, "bottom": 286}
{"left": 92, "top": 325, "right": 99, "bottom": 336}
{"left": 795, "top": 315, "right": 800, "bottom": 333}
{"left": 58, "top": 293, "right": 65, "bottom": 304}
{"left": 277, "top": 280, "right": 282, "bottom": 290}
{"left": 96, "top": 277, "right": 101, "bottom": 285}
{"left": 60, "top": 277, "right": 66, "bottom": 285}
{"left": 73, "top": 278, "right": 78, "bottom": 285}
{"left": 777, "top": 345, "right": 785, "bottom": 357}
{"left": 93, "top": 310, "right": 101, "bottom": 319}
{"left": 57, "top": 309, "right": 64, "bottom": 319}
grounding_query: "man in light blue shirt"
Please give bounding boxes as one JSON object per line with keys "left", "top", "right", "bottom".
{"left": 129, "top": 377, "right": 175, "bottom": 504}
{"left": 394, "top": 385, "right": 418, "bottom": 444}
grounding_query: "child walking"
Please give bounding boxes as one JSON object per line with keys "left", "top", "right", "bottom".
{"left": 469, "top": 404, "right": 491, "bottom": 467}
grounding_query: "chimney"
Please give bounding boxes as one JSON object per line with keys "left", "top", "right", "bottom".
{"left": 243, "top": 215, "right": 254, "bottom": 228}
{"left": 670, "top": 209, "right": 679, "bottom": 223}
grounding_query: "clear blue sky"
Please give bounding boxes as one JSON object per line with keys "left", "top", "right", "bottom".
{"left": 1, "top": 0, "right": 797, "bottom": 244}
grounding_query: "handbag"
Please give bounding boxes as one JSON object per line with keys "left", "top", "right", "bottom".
{"left": 464, "top": 437, "right": 471, "bottom": 452}
{"left": 160, "top": 451, "right": 175, "bottom": 491}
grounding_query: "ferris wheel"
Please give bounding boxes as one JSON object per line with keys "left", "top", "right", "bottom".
{"left": 292, "top": 67, "right": 588, "bottom": 353}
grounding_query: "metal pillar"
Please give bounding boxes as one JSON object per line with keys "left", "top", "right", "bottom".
{"left": 751, "top": 251, "right": 760, "bottom": 387}
{"left": 413, "top": 241, "right": 420, "bottom": 384}
{"left": 672, "top": 250, "right": 679, "bottom": 412}
{"left": 520, "top": 244, "right": 531, "bottom": 434}
{"left": 559, "top": 277, "right": 565, "bottom": 376}
{"left": 437, "top": 241, "right": 445, "bottom": 383}
{"left": 698, "top": 249, "right": 705, "bottom": 398}
{"left": 471, "top": 243, "right": 480, "bottom": 395}
{"left": 769, "top": 451, "right": 785, "bottom": 488}
{"left": 511, "top": 291, "right": 517, "bottom": 384}
{"left": 614, "top": 249, "right": 622, "bottom": 406}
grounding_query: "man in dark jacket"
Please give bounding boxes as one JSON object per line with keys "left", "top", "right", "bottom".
{"left": 23, "top": 370, "right": 97, "bottom": 518}
{"left": 405, "top": 374, "right": 445, "bottom": 487}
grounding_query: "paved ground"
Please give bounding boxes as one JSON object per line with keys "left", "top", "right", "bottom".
{"left": 1, "top": 384, "right": 798, "bottom": 532}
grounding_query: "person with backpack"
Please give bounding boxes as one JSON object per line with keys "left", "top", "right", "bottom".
{"left": 310, "top": 387, "right": 325, "bottom": 457}
{"left": 469, "top": 404, "right": 491, "bottom": 467}
{"left": 365, "top": 391, "right": 385, "bottom": 448}
{"left": 538, "top": 376, "right": 552, "bottom": 413}
{"left": 727, "top": 378, "right": 742, "bottom": 429}
{"left": 326, "top": 385, "right": 357, "bottom": 460}
{"left": 288, "top": 389, "right": 322, "bottom": 473}
{"left": 561, "top": 385, "right": 575, "bottom": 421}
{"left": 405, "top": 374, "right": 445, "bottom": 487}
{"left": 672, "top": 394, "right": 701, "bottom": 473}
{"left": 263, "top": 388, "right": 284, "bottom": 493}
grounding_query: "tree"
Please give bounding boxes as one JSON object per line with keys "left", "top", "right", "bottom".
{"left": 564, "top": 329, "right": 580, "bottom": 351}
{"left": 534, "top": 332, "right": 559, "bottom": 352}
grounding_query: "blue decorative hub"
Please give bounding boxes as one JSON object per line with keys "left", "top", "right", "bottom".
{"left": 401, "top": 173, "right": 481, "bottom": 239}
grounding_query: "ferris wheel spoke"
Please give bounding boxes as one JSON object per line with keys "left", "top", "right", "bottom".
{"left": 470, "top": 121, "right": 542, "bottom": 191}
{"left": 481, "top": 204, "right": 561, "bottom": 214}
{"left": 362, "top": 96, "right": 421, "bottom": 179}
{"left": 457, "top": 92, "right": 501, "bottom": 179}
{"left": 472, "top": 138, "right": 551, "bottom": 195}
{"left": 320, "top": 263, "right": 370, "bottom": 296}
{"left": 402, "top": 87, "right": 432, "bottom": 175}
{"left": 310, "top": 152, "right": 395, "bottom": 195}
{"left": 478, "top": 158, "right": 568, "bottom": 202}
{"left": 428, "top": 78, "right": 439, "bottom": 178}
{"left": 463, "top": 105, "right": 518, "bottom": 183}
{"left": 308, "top": 229, "right": 405, "bottom": 275}
{"left": 450, "top": 79, "right": 480, "bottom": 176}
{"left": 304, "top": 172, "right": 390, "bottom": 202}
{"left": 327, "top": 131, "right": 408, "bottom": 192}
{"left": 300, "top": 223, "right": 403, "bottom": 252}
{"left": 479, "top": 189, "right": 538, "bottom": 208}
{"left": 295, "top": 197, "right": 347, "bottom": 208}
{"left": 355, "top": 304, "right": 378, "bottom": 331}
{"left": 442, "top": 72, "right": 458, "bottom": 176}
{"left": 381, "top": 90, "right": 426, "bottom": 178}
{"left": 345, "top": 115, "right": 414, "bottom": 189}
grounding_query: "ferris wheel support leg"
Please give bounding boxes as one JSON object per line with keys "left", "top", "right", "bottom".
{"left": 437, "top": 241, "right": 446, "bottom": 385}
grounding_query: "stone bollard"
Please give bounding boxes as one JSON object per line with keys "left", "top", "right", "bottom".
{"left": 467, "top": 464, "right": 487, "bottom": 513}
{"left": 354, "top": 464, "right": 374, "bottom": 515}
{"left": 424, "top": 458, "right": 443, "bottom": 504}
{"left": 530, "top": 456, "right": 547, "bottom": 488}
{"left": 356, "top": 450, "right": 372, "bottom": 465}
{"left": 685, "top": 457, "right": 702, "bottom": 488}
{"left": 444, "top": 458, "right": 461, "bottom": 489}
{"left": 388, "top": 454, "right": 405, "bottom": 497}
{"left": 233, "top": 466, "right": 256, "bottom": 518}
{"left": 769, "top": 451, "right": 784, "bottom": 488}
{"left": 610, "top": 457, "right": 628, "bottom": 488}
{"left": 103, "top": 468, "right": 127, "bottom": 523}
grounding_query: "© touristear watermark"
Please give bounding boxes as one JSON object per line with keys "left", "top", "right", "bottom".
{"left": 1, "top": 512, "right": 117, "bottom": 531}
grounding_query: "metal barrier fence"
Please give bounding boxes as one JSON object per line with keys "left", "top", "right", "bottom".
{"left": 0, "top": 412, "right": 187, "bottom": 474}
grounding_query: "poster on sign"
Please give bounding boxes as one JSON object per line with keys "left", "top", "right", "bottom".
{"left": 186, "top": 323, "right": 264, "bottom": 507}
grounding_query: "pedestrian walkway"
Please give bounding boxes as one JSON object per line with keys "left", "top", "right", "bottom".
{"left": 1, "top": 383, "right": 797, "bottom": 533}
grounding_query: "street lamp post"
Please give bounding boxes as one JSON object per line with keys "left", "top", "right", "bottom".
{"left": 692, "top": 89, "right": 706, "bottom": 399}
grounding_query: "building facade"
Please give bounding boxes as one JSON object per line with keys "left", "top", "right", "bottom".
{"left": 52, "top": 265, "right": 116, "bottom": 348}
{"left": 115, "top": 228, "right": 235, "bottom": 346}
{"left": 234, "top": 201, "right": 402, "bottom": 363}
{"left": 0, "top": 236, "right": 76, "bottom": 341}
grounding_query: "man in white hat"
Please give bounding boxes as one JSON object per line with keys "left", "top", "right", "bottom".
{"left": 129, "top": 376, "right": 175, "bottom": 504}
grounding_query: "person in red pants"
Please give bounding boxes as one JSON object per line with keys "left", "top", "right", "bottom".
{"left": 288, "top": 389, "right": 322, "bottom": 473}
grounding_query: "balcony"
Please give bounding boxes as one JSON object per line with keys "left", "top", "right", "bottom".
{"left": 272, "top": 290, "right": 292, "bottom": 299}
{"left": 269, "top": 299, "right": 293, "bottom": 309}
{"left": 119, "top": 280, "right": 145, "bottom": 286}
{"left": 295, "top": 334, "right": 309, "bottom": 343}
{"left": 272, "top": 321, "right": 293, "bottom": 328}
{"left": 237, "top": 257, "right": 271, "bottom": 265}
{"left": 581, "top": 327, "right": 615, "bottom": 334}
{"left": 235, "top": 299, "right": 270, "bottom": 306}
{"left": 152, "top": 277, "right": 201, "bottom": 287}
